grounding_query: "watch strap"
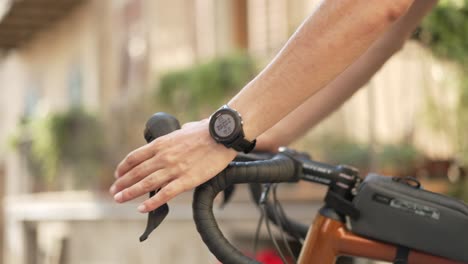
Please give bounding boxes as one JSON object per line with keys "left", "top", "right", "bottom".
{"left": 228, "top": 136, "right": 257, "bottom": 153}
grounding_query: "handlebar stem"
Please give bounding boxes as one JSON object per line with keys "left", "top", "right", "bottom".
{"left": 279, "top": 147, "right": 362, "bottom": 220}
{"left": 279, "top": 147, "right": 361, "bottom": 189}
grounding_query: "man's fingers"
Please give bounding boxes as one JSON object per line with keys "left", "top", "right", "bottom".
{"left": 138, "top": 179, "right": 186, "bottom": 213}
{"left": 115, "top": 143, "right": 156, "bottom": 178}
{"left": 113, "top": 170, "right": 173, "bottom": 203}
{"left": 181, "top": 122, "right": 197, "bottom": 129}
{"left": 110, "top": 155, "right": 163, "bottom": 195}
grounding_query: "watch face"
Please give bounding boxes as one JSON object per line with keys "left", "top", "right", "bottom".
{"left": 214, "top": 113, "right": 236, "bottom": 138}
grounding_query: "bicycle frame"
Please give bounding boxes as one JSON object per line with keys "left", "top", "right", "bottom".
{"left": 298, "top": 208, "right": 464, "bottom": 264}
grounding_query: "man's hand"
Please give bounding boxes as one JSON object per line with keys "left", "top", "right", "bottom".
{"left": 109, "top": 119, "right": 237, "bottom": 213}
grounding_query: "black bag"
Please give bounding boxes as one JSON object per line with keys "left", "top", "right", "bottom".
{"left": 350, "top": 174, "right": 468, "bottom": 263}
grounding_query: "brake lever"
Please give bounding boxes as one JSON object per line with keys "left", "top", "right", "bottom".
{"left": 139, "top": 190, "right": 169, "bottom": 242}
{"left": 139, "top": 113, "right": 180, "bottom": 242}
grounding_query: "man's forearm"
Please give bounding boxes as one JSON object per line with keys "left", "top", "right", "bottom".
{"left": 256, "top": 0, "right": 437, "bottom": 151}
{"left": 110, "top": 0, "right": 420, "bottom": 214}
{"left": 227, "top": 0, "right": 413, "bottom": 143}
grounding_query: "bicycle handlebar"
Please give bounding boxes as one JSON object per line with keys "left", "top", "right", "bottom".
{"left": 140, "top": 113, "right": 361, "bottom": 263}
{"left": 193, "top": 154, "right": 300, "bottom": 264}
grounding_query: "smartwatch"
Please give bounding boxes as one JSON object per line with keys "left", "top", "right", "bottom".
{"left": 209, "top": 105, "right": 256, "bottom": 153}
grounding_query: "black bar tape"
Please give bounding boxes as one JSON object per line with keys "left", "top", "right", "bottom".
{"left": 193, "top": 154, "right": 298, "bottom": 264}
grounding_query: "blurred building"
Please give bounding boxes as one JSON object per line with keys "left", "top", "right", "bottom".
{"left": 0, "top": 1, "right": 320, "bottom": 263}
{"left": 0, "top": 0, "right": 459, "bottom": 264}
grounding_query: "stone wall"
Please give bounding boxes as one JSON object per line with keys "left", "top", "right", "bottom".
{"left": 4, "top": 191, "right": 320, "bottom": 264}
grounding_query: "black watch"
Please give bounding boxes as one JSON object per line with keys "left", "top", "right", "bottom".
{"left": 209, "top": 105, "right": 256, "bottom": 153}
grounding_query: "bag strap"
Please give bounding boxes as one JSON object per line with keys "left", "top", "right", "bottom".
{"left": 394, "top": 246, "right": 410, "bottom": 264}
{"left": 324, "top": 191, "right": 360, "bottom": 220}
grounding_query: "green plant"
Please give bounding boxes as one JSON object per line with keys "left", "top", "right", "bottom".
{"left": 310, "top": 135, "right": 371, "bottom": 170}
{"left": 416, "top": 0, "right": 468, "bottom": 66}
{"left": 11, "top": 108, "right": 105, "bottom": 189}
{"left": 307, "top": 134, "right": 424, "bottom": 176}
{"left": 377, "top": 143, "right": 423, "bottom": 175}
{"left": 156, "top": 53, "right": 257, "bottom": 118}
{"left": 415, "top": 0, "right": 468, "bottom": 167}
{"left": 449, "top": 173, "right": 468, "bottom": 202}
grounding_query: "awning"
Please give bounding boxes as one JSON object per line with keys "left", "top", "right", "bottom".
{"left": 0, "top": 0, "right": 84, "bottom": 50}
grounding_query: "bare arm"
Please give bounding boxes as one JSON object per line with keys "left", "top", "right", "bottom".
{"left": 256, "top": 0, "right": 438, "bottom": 151}
{"left": 228, "top": 0, "right": 414, "bottom": 141}
{"left": 111, "top": 0, "right": 415, "bottom": 212}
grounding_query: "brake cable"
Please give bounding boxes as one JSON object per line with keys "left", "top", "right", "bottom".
{"left": 272, "top": 184, "right": 297, "bottom": 262}
{"left": 262, "top": 203, "right": 288, "bottom": 263}
{"left": 253, "top": 208, "right": 265, "bottom": 255}
{"left": 256, "top": 183, "right": 295, "bottom": 264}
{"left": 273, "top": 186, "right": 304, "bottom": 245}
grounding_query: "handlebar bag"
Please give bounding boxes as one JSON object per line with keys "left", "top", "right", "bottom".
{"left": 349, "top": 174, "right": 468, "bottom": 263}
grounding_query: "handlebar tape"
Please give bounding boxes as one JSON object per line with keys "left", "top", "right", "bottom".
{"left": 193, "top": 154, "right": 299, "bottom": 264}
